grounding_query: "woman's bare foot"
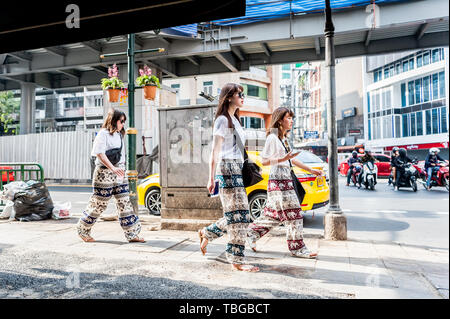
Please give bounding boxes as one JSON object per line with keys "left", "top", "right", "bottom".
{"left": 80, "top": 235, "right": 95, "bottom": 242}
{"left": 198, "top": 229, "right": 208, "bottom": 255}
{"left": 232, "top": 264, "right": 259, "bottom": 272}
{"left": 129, "top": 237, "right": 145, "bottom": 243}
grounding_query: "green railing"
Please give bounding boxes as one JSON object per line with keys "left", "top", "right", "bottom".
{"left": 0, "top": 163, "right": 45, "bottom": 213}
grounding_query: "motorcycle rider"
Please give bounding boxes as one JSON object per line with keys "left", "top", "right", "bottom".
{"left": 346, "top": 150, "right": 361, "bottom": 186}
{"left": 393, "top": 148, "right": 413, "bottom": 191}
{"left": 390, "top": 147, "right": 400, "bottom": 186}
{"left": 425, "top": 148, "right": 447, "bottom": 190}
{"left": 359, "top": 148, "right": 378, "bottom": 186}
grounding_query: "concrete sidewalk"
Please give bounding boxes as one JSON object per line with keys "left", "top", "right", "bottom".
{"left": 0, "top": 217, "right": 447, "bottom": 299}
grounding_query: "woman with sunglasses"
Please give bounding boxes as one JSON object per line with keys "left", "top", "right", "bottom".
{"left": 76, "top": 108, "right": 145, "bottom": 243}
{"left": 199, "top": 83, "right": 259, "bottom": 272}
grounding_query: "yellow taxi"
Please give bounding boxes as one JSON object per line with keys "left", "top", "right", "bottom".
{"left": 138, "top": 151, "right": 330, "bottom": 220}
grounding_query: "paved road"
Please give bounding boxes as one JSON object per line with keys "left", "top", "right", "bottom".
{"left": 48, "top": 176, "right": 449, "bottom": 250}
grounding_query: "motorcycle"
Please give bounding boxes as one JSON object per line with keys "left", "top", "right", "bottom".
{"left": 360, "top": 161, "right": 378, "bottom": 190}
{"left": 350, "top": 163, "right": 363, "bottom": 187}
{"left": 395, "top": 160, "right": 419, "bottom": 192}
{"left": 420, "top": 161, "right": 449, "bottom": 191}
{"left": 388, "top": 157, "right": 421, "bottom": 188}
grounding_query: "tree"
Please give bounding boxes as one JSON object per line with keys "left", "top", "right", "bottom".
{"left": 0, "top": 91, "right": 20, "bottom": 135}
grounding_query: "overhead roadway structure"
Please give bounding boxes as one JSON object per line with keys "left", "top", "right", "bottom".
{"left": 0, "top": 0, "right": 448, "bottom": 91}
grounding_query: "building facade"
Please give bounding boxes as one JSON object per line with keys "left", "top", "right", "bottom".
{"left": 364, "top": 47, "right": 449, "bottom": 159}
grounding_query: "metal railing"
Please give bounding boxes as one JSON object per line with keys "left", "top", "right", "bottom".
{"left": 0, "top": 163, "right": 44, "bottom": 213}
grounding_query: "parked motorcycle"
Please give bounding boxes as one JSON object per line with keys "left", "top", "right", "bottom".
{"left": 395, "top": 160, "right": 419, "bottom": 192}
{"left": 419, "top": 161, "right": 449, "bottom": 191}
{"left": 360, "top": 161, "right": 378, "bottom": 190}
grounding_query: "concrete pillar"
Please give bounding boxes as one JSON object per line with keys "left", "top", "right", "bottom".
{"left": 19, "top": 82, "right": 36, "bottom": 135}
{"left": 323, "top": 0, "right": 347, "bottom": 241}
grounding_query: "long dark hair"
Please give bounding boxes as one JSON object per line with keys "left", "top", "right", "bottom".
{"left": 102, "top": 108, "right": 126, "bottom": 136}
{"left": 215, "top": 83, "right": 243, "bottom": 128}
{"left": 267, "top": 107, "right": 294, "bottom": 139}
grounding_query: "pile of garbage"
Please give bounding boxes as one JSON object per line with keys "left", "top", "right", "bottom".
{"left": 1, "top": 181, "right": 71, "bottom": 221}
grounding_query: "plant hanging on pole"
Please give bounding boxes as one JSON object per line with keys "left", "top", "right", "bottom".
{"left": 135, "top": 65, "right": 160, "bottom": 101}
{"left": 101, "top": 64, "right": 125, "bottom": 103}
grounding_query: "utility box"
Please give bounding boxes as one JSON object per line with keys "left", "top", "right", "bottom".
{"left": 158, "top": 104, "right": 223, "bottom": 230}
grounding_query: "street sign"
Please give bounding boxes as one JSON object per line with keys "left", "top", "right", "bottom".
{"left": 304, "top": 131, "right": 319, "bottom": 139}
{"left": 342, "top": 107, "right": 356, "bottom": 118}
{"left": 348, "top": 129, "right": 361, "bottom": 135}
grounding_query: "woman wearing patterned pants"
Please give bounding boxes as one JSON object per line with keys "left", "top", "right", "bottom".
{"left": 247, "top": 107, "right": 322, "bottom": 258}
{"left": 77, "top": 109, "right": 144, "bottom": 243}
{"left": 200, "top": 83, "right": 259, "bottom": 272}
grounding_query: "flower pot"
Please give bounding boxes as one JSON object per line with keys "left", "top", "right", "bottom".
{"left": 143, "top": 85, "right": 157, "bottom": 101}
{"left": 108, "top": 89, "right": 121, "bottom": 103}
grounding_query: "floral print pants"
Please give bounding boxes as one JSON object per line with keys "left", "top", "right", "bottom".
{"left": 247, "top": 166, "right": 306, "bottom": 253}
{"left": 202, "top": 159, "right": 251, "bottom": 265}
{"left": 76, "top": 166, "right": 142, "bottom": 241}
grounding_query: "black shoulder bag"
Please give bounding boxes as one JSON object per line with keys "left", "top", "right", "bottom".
{"left": 103, "top": 134, "right": 123, "bottom": 167}
{"left": 233, "top": 124, "right": 263, "bottom": 188}
{"left": 279, "top": 138, "right": 306, "bottom": 204}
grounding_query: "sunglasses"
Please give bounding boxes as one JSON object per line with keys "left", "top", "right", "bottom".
{"left": 238, "top": 92, "right": 245, "bottom": 99}
{"left": 120, "top": 119, "right": 125, "bottom": 124}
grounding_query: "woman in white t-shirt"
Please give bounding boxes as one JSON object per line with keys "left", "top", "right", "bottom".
{"left": 247, "top": 107, "right": 322, "bottom": 258}
{"left": 76, "top": 108, "right": 144, "bottom": 243}
{"left": 199, "top": 83, "right": 259, "bottom": 272}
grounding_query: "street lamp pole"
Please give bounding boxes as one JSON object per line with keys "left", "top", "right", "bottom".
{"left": 100, "top": 35, "right": 164, "bottom": 215}
{"left": 323, "top": 0, "right": 347, "bottom": 240}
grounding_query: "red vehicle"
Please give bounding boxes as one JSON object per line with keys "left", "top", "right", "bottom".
{"left": 339, "top": 154, "right": 391, "bottom": 177}
{"left": 418, "top": 161, "right": 449, "bottom": 191}
{"left": 0, "top": 166, "right": 15, "bottom": 184}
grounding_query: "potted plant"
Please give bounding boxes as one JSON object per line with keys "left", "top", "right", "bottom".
{"left": 101, "top": 64, "right": 124, "bottom": 103}
{"left": 136, "top": 65, "right": 160, "bottom": 101}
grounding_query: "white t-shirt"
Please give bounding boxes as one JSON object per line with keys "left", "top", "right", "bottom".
{"left": 261, "top": 133, "right": 290, "bottom": 167}
{"left": 213, "top": 115, "right": 246, "bottom": 161}
{"left": 91, "top": 129, "right": 126, "bottom": 166}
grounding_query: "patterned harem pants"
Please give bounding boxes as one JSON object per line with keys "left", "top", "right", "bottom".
{"left": 202, "top": 159, "right": 251, "bottom": 265}
{"left": 76, "top": 165, "right": 142, "bottom": 241}
{"left": 247, "top": 166, "right": 306, "bottom": 253}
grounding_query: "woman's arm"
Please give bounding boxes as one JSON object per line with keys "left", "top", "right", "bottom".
{"left": 291, "top": 158, "right": 322, "bottom": 176}
{"left": 207, "top": 135, "right": 224, "bottom": 193}
{"left": 261, "top": 152, "right": 296, "bottom": 167}
{"left": 97, "top": 154, "right": 125, "bottom": 177}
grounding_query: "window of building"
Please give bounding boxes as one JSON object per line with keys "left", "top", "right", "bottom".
{"left": 417, "top": 54, "right": 423, "bottom": 68}
{"left": 389, "top": 65, "right": 394, "bottom": 77}
{"left": 383, "top": 116, "right": 392, "bottom": 138}
{"left": 410, "top": 113, "right": 416, "bottom": 136}
{"left": 367, "top": 93, "right": 371, "bottom": 113}
{"left": 395, "top": 116, "right": 401, "bottom": 138}
{"left": 423, "top": 51, "right": 430, "bottom": 66}
{"left": 395, "top": 63, "right": 401, "bottom": 75}
{"left": 409, "top": 58, "right": 414, "bottom": 70}
{"left": 426, "top": 110, "right": 432, "bottom": 134}
{"left": 432, "top": 73, "right": 439, "bottom": 100}
{"left": 282, "top": 73, "right": 291, "bottom": 79}
{"left": 203, "top": 81, "right": 213, "bottom": 95}
{"left": 171, "top": 83, "right": 180, "bottom": 91}
{"left": 368, "top": 119, "right": 371, "bottom": 140}
{"left": 432, "top": 109, "right": 439, "bottom": 134}
{"left": 384, "top": 67, "right": 389, "bottom": 79}
{"left": 423, "top": 76, "right": 430, "bottom": 102}
{"left": 414, "top": 79, "right": 422, "bottom": 104}
{"left": 282, "top": 64, "right": 291, "bottom": 71}
{"left": 417, "top": 112, "right": 423, "bottom": 136}
{"left": 242, "top": 117, "right": 265, "bottom": 129}
{"left": 408, "top": 81, "right": 414, "bottom": 106}
{"left": 402, "top": 114, "right": 409, "bottom": 137}
{"left": 439, "top": 71, "right": 446, "bottom": 98}
{"left": 374, "top": 92, "right": 380, "bottom": 111}
{"left": 402, "top": 60, "right": 409, "bottom": 72}
{"left": 401, "top": 83, "right": 406, "bottom": 107}
{"left": 441, "top": 107, "right": 448, "bottom": 133}
{"left": 432, "top": 49, "right": 440, "bottom": 63}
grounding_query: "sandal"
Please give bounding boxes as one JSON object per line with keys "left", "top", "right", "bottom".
{"left": 291, "top": 247, "right": 317, "bottom": 259}
{"left": 232, "top": 264, "right": 260, "bottom": 272}
{"left": 79, "top": 235, "right": 95, "bottom": 242}
{"left": 198, "top": 229, "right": 208, "bottom": 255}
{"left": 129, "top": 237, "right": 145, "bottom": 243}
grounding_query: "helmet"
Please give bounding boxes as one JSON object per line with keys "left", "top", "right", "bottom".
{"left": 352, "top": 151, "right": 358, "bottom": 158}
{"left": 392, "top": 146, "right": 399, "bottom": 156}
{"left": 429, "top": 147, "right": 440, "bottom": 155}
{"left": 398, "top": 148, "right": 407, "bottom": 158}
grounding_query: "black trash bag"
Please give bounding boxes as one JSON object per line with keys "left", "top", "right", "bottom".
{"left": 13, "top": 182, "right": 54, "bottom": 222}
